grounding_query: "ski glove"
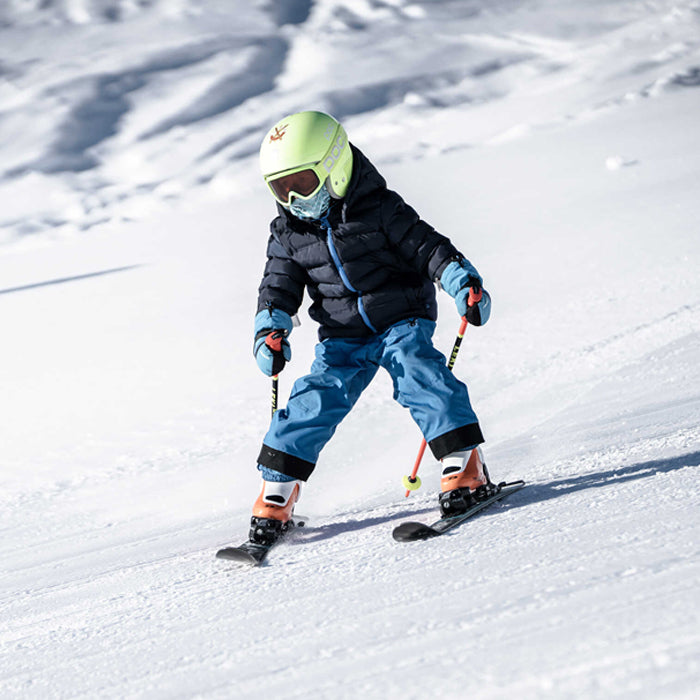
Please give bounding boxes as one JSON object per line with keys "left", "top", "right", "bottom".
{"left": 456, "top": 287, "right": 491, "bottom": 326}
{"left": 254, "top": 308, "right": 294, "bottom": 376}
{"left": 440, "top": 258, "right": 491, "bottom": 326}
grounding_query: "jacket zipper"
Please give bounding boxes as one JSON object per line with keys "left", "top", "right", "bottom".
{"left": 320, "top": 216, "right": 377, "bottom": 333}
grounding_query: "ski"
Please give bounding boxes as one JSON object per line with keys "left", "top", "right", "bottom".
{"left": 215, "top": 540, "right": 271, "bottom": 566}
{"left": 392, "top": 480, "right": 525, "bottom": 542}
{"left": 216, "top": 516, "right": 306, "bottom": 567}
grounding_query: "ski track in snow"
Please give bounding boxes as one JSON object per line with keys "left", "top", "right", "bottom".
{"left": 2, "top": 0, "right": 700, "bottom": 240}
{"left": 2, "top": 442, "right": 698, "bottom": 699}
{"left": 1, "top": 1, "right": 700, "bottom": 698}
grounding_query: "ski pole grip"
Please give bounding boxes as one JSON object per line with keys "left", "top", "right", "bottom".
{"left": 468, "top": 286, "right": 482, "bottom": 307}
{"left": 266, "top": 329, "right": 288, "bottom": 352}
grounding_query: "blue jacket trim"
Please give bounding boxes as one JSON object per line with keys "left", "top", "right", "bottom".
{"left": 323, "top": 219, "right": 378, "bottom": 333}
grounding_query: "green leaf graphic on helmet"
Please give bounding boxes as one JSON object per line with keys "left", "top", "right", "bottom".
{"left": 260, "top": 111, "right": 354, "bottom": 207}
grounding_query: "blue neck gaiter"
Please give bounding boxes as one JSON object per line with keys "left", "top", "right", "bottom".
{"left": 289, "top": 185, "right": 331, "bottom": 221}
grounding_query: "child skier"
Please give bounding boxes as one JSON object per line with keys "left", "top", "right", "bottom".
{"left": 250, "top": 110, "right": 493, "bottom": 545}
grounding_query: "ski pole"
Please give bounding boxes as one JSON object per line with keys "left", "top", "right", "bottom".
{"left": 402, "top": 286, "right": 483, "bottom": 497}
{"left": 268, "top": 329, "right": 288, "bottom": 418}
{"left": 271, "top": 375, "right": 279, "bottom": 417}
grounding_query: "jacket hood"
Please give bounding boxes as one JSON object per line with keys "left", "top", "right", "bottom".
{"left": 342, "top": 144, "right": 387, "bottom": 212}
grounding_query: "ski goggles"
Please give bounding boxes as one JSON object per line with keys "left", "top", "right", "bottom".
{"left": 265, "top": 164, "right": 326, "bottom": 206}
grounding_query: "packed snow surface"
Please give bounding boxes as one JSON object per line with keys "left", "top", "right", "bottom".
{"left": 1, "top": 1, "right": 699, "bottom": 698}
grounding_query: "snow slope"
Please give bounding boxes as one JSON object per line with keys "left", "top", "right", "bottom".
{"left": 1, "top": 1, "right": 699, "bottom": 698}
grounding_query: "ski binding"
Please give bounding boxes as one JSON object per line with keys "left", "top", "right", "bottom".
{"left": 216, "top": 516, "right": 306, "bottom": 566}
{"left": 393, "top": 480, "right": 525, "bottom": 542}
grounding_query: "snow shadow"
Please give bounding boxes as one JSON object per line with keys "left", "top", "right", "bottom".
{"left": 671, "top": 67, "right": 700, "bottom": 88}
{"left": 295, "top": 503, "right": 436, "bottom": 544}
{"left": 264, "top": 0, "right": 314, "bottom": 27}
{"left": 515, "top": 450, "right": 700, "bottom": 509}
{"left": 293, "top": 450, "right": 700, "bottom": 544}
{"left": 322, "top": 65, "right": 501, "bottom": 120}
{"left": 34, "top": 37, "right": 254, "bottom": 173}
{"left": 142, "top": 37, "right": 288, "bottom": 140}
{"left": 0, "top": 265, "right": 142, "bottom": 295}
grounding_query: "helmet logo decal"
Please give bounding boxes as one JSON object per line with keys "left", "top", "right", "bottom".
{"left": 323, "top": 133, "right": 346, "bottom": 174}
{"left": 269, "top": 124, "right": 289, "bottom": 143}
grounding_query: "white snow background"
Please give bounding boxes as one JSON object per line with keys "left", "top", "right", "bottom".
{"left": 1, "top": 1, "right": 699, "bottom": 698}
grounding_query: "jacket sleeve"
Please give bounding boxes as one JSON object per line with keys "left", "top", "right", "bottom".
{"left": 256, "top": 229, "right": 307, "bottom": 317}
{"left": 380, "top": 189, "right": 460, "bottom": 281}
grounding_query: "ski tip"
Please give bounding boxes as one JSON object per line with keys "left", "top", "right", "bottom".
{"left": 392, "top": 521, "right": 438, "bottom": 542}
{"left": 215, "top": 546, "right": 264, "bottom": 566}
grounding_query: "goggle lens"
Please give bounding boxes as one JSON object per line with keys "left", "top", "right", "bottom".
{"left": 268, "top": 168, "right": 320, "bottom": 204}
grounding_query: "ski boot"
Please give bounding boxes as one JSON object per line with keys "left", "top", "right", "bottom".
{"left": 249, "top": 479, "right": 301, "bottom": 546}
{"left": 438, "top": 447, "right": 499, "bottom": 517}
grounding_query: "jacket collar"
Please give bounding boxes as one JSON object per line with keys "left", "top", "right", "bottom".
{"left": 275, "top": 144, "right": 386, "bottom": 228}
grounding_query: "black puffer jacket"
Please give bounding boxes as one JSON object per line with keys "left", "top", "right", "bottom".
{"left": 257, "top": 145, "right": 461, "bottom": 339}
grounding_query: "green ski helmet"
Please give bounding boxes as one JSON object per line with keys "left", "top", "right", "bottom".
{"left": 260, "top": 111, "right": 354, "bottom": 207}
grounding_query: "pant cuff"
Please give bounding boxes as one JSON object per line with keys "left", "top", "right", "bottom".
{"left": 428, "top": 423, "right": 484, "bottom": 460}
{"left": 257, "top": 444, "right": 316, "bottom": 481}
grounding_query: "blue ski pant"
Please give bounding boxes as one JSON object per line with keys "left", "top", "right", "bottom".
{"left": 257, "top": 318, "right": 484, "bottom": 481}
